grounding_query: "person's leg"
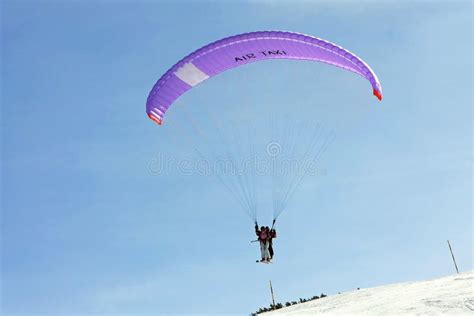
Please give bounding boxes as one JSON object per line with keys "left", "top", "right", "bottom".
{"left": 259, "top": 241, "right": 265, "bottom": 261}
{"left": 264, "top": 242, "right": 270, "bottom": 261}
{"left": 269, "top": 242, "right": 274, "bottom": 259}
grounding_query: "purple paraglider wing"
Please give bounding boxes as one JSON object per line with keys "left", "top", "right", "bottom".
{"left": 146, "top": 31, "right": 382, "bottom": 125}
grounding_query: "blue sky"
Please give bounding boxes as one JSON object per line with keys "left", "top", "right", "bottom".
{"left": 1, "top": 1, "right": 472, "bottom": 315}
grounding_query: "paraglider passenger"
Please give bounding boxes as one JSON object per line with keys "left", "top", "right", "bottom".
{"left": 255, "top": 223, "right": 270, "bottom": 262}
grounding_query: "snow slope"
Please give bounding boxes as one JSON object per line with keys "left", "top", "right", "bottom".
{"left": 265, "top": 271, "right": 474, "bottom": 315}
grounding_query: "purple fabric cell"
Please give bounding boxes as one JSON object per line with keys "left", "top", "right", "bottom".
{"left": 146, "top": 31, "right": 382, "bottom": 125}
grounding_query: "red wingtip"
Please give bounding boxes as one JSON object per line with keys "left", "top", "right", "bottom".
{"left": 147, "top": 113, "right": 162, "bottom": 125}
{"left": 373, "top": 89, "right": 382, "bottom": 101}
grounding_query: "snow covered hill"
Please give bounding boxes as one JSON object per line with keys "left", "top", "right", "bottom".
{"left": 264, "top": 271, "right": 474, "bottom": 315}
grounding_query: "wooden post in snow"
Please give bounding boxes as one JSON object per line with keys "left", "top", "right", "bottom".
{"left": 447, "top": 240, "right": 459, "bottom": 274}
{"left": 269, "top": 280, "right": 276, "bottom": 310}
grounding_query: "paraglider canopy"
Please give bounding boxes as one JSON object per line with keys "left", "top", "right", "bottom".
{"left": 146, "top": 30, "right": 382, "bottom": 125}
